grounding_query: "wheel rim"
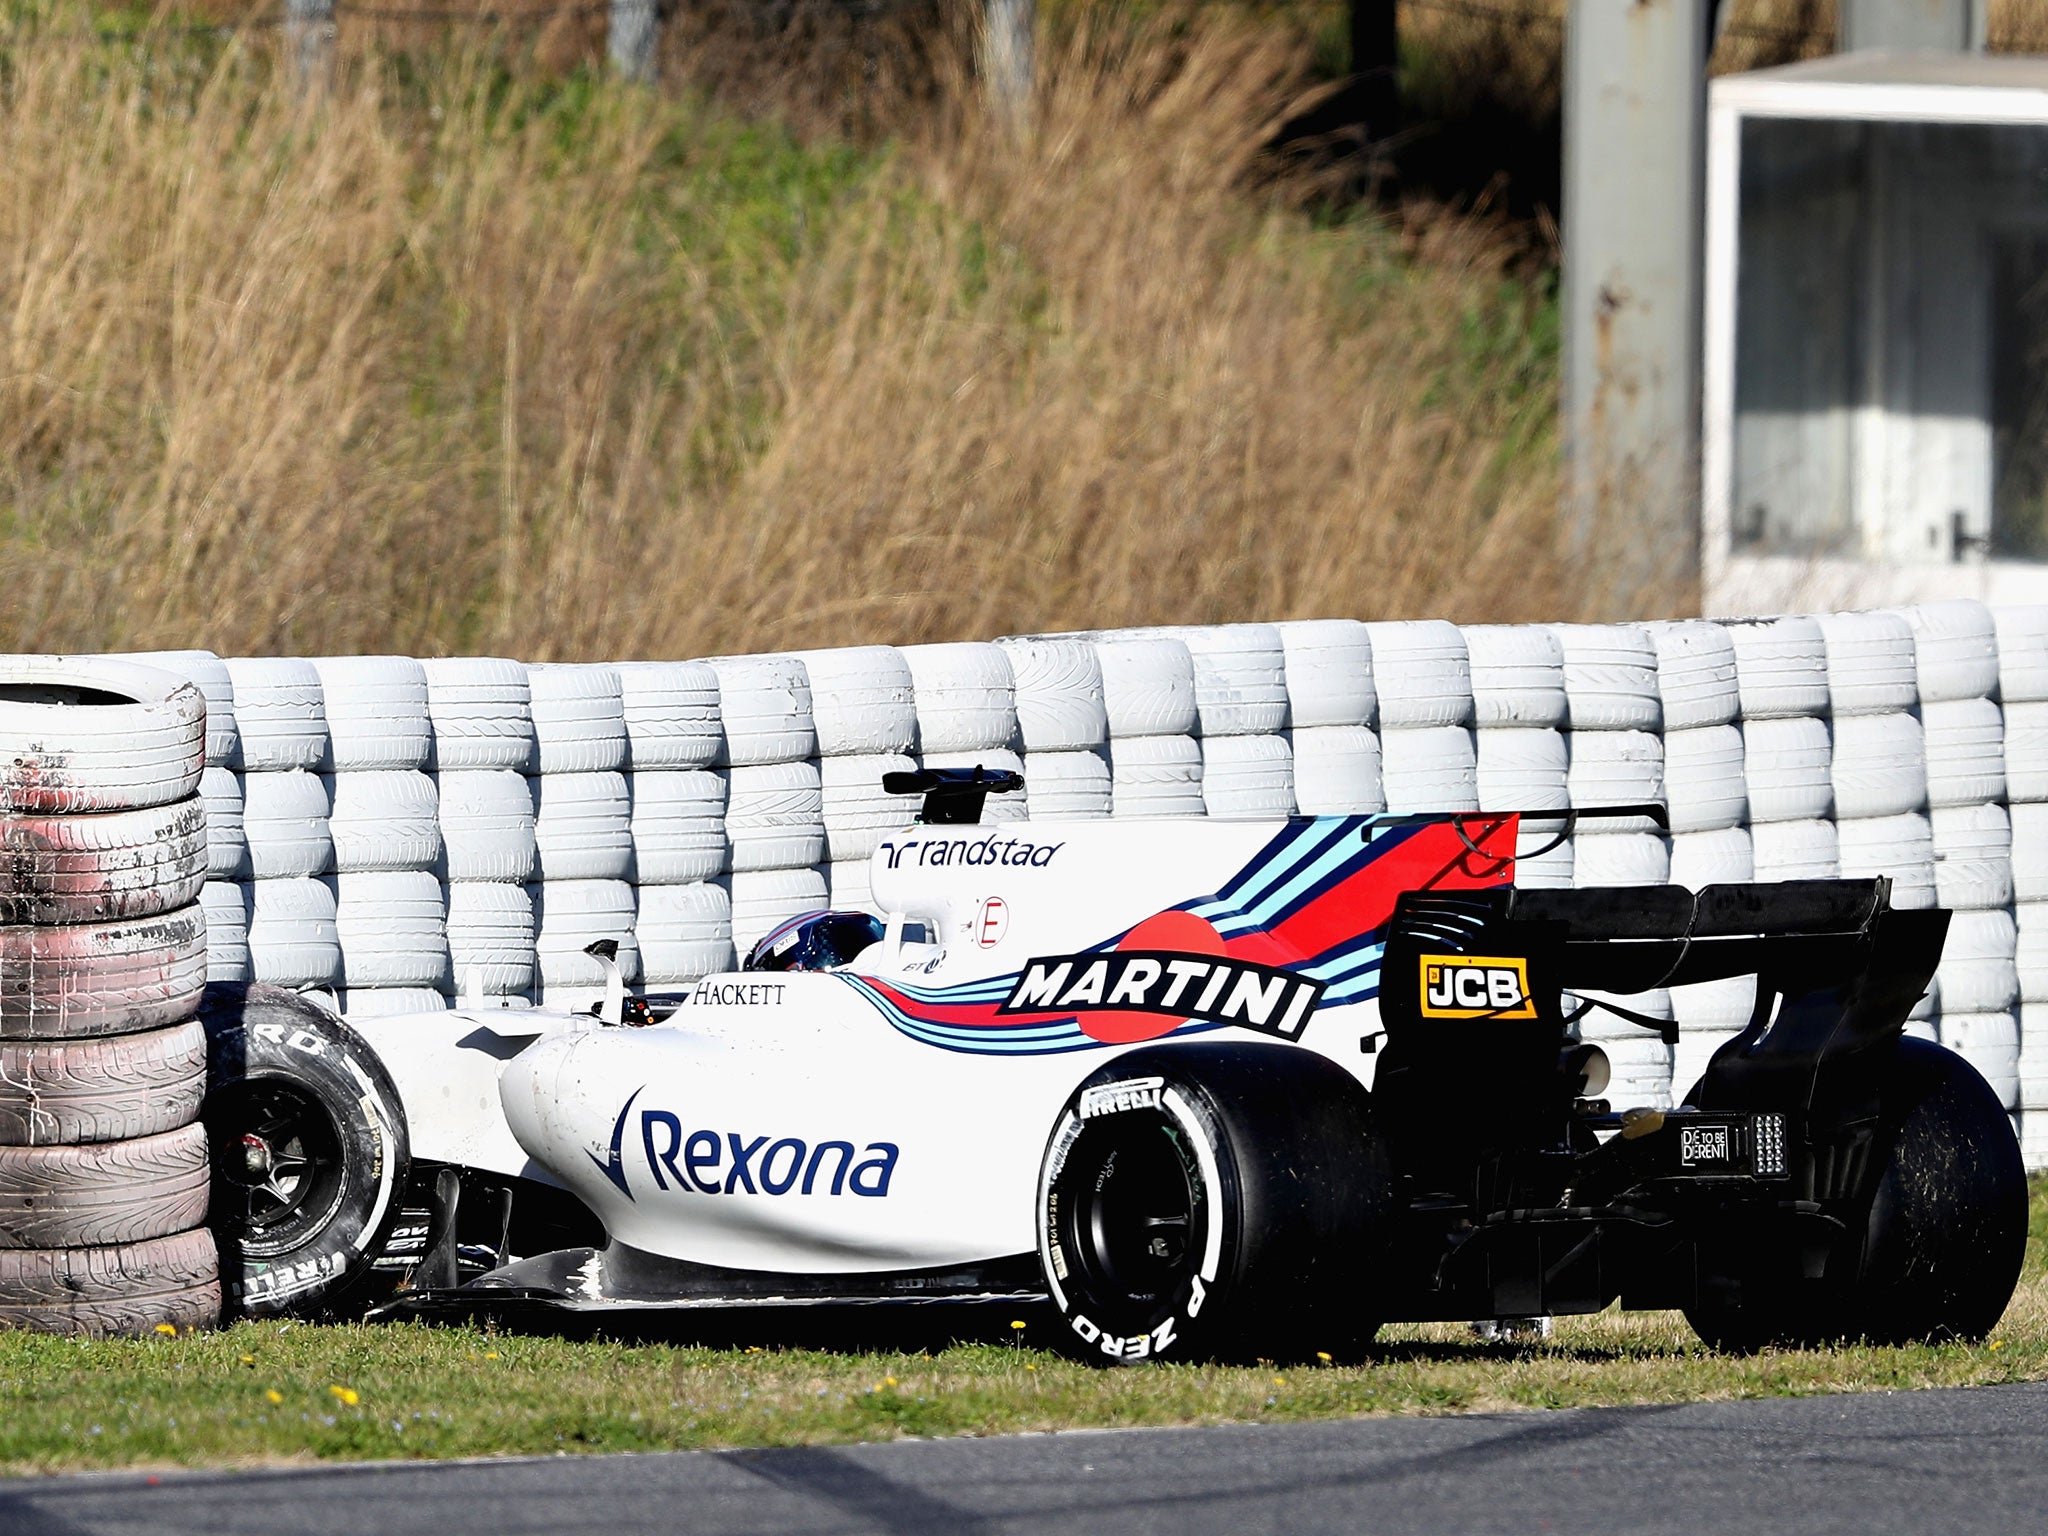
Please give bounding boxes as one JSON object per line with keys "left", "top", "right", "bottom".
{"left": 208, "top": 1079, "right": 348, "bottom": 1259}
{"left": 1059, "top": 1109, "right": 1208, "bottom": 1327}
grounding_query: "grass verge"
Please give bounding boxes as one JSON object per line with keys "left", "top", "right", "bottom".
{"left": 5, "top": 1180, "right": 2048, "bottom": 1477}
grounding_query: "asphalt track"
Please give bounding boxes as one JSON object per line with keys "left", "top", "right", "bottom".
{"left": 6, "top": 1380, "right": 2045, "bottom": 1536}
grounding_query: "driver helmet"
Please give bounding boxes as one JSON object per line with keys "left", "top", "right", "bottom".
{"left": 742, "top": 910, "right": 886, "bottom": 973}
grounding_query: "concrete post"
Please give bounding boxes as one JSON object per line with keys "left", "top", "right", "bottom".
{"left": 1838, "top": 0, "right": 1986, "bottom": 53}
{"left": 1561, "top": 0, "right": 1711, "bottom": 582}
{"left": 609, "top": 0, "right": 658, "bottom": 84}
{"left": 285, "top": 0, "right": 334, "bottom": 97}
{"left": 982, "top": 0, "right": 1034, "bottom": 135}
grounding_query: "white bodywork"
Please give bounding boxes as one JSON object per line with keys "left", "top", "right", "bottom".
{"left": 349, "top": 813, "right": 1514, "bottom": 1277}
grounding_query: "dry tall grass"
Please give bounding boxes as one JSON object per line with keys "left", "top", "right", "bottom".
{"left": 2, "top": 10, "right": 1647, "bottom": 662}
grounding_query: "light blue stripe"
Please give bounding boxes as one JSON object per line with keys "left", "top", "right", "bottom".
{"left": 1192, "top": 819, "right": 1352, "bottom": 919}
{"left": 1304, "top": 942, "right": 1385, "bottom": 981}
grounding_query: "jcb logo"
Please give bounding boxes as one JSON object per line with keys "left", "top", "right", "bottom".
{"left": 1418, "top": 954, "right": 1537, "bottom": 1019}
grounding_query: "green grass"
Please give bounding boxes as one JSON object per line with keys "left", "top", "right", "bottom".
{"left": 5, "top": 1181, "right": 2048, "bottom": 1476}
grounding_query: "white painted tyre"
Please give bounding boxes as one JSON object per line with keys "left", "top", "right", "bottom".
{"left": 422, "top": 657, "right": 534, "bottom": 772}
{"left": 0, "top": 656, "right": 205, "bottom": 815}
{"left": 0, "top": 796, "right": 207, "bottom": 926}
{"left": 617, "top": 661, "right": 722, "bottom": 770}
{"left": 1938, "top": 908, "right": 2019, "bottom": 1014}
{"left": 238, "top": 770, "right": 332, "bottom": 881}
{"left": 1200, "top": 733, "right": 1294, "bottom": 820}
{"left": 224, "top": 658, "right": 325, "bottom": 773}
{"left": 531, "top": 770, "right": 633, "bottom": 883}
{"left": 1817, "top": 611, "right": 1917, "bottom": 716}
{"left": 1922, "top": 697, "right": 2006, "bottom": 808}
{"left": 326, "top": 770, "right": 440, "bottom": 874}
{"left": 637, "top": 881, "right": 734, "bottom": 985}
{"left": 630, "top": 768, "right": 728, "bottom": 883}
{"left": 997, "top": 638, "right": 1107, "bottom": 751}
{"left": 918, "top": 749, "right": 1030, "bottom": 823}
{"left": 1462, "top": 625, "right": 1568, "bottom": 730}
{"left": 127, "top": 651, "right": 237, "bottom": 768}
{"left": 1512, "top": 819, "right": 1574, "bottom": 890}
{"left": 245, "top": 876, "right": 341, "bottom": 991}
{"left": 1021, "top": 749, "right": 1112, "bottom": 820}
{"left": 1289, "top": 726, "right": 1384, "bottom": 816}
{"left": 1475, "top": 727, "right": 1569, "bottom": 812}
{"left": 1836, "top": 812, "right": 1937, "bottom": 910}
{"left": 528, "top": 664, "right": 629, "bottom": 775}
{"left": 1551, "top": 624, "right": 1660, "bottom": 732}
{"left": 200, "top": 880, "right": 251, "bottom": 983}
{"left": 1724, "top": 615, "right": 1829, "bottom": 721}
{"left": 2003, "top": 699, "right": 2048, "bottom": 804}
{"left": 1169, "top": 625, "right": 1289, "bottom": 738}
{"left": 2015, "top": 904, "right": 2048, "bottom": 1004}
{"left": 335, "top": 988, "right": 451, "bottom": 1019}
{"left": 721, "top": 867, "right": 828, "bottom": 959}
{"left": 1564, "top": 730, "right": 1663, "bottom": 830}
{"left": 1906, "top": 600, "right": 2000, "bottom": 703}
{"left": 2013, "top": 803, "right": 2048, "bottom": 902}
{"left": 446, "top": 882, "right": 537, "bottom": 998}
{"left": 1571, "top": 831, "right": 1670, "bottom": 887}
{"left": 1661, "top": 725, "right": 1746, "bottom": 834}
{"left": 1364, "top": 621, "right": 1472, "bottom": 729}
{"left": 1994, "top": 606, "right": 2048, "bottom": 705}
{"left": 826, "top": 858, "right": 876, "bottom": 914}
{"left": 1380, "top": 725, "right": 1477, "bottom": 813}
{"left": 313, "top": 657, "right": 430, "bottom": 772}
{"left": 1667, "top": 826, "right": 1753, "bottom": 890}
{"left": 706, "top": 655, "right": 815, "bottom": 767}
{"left": 1645, "top": 621, "right": 1739, "bottom": 731}
{"left": 902, "top": 644, "right": 1016, "bottom": 755}
{"left": 332, "top": 869, "right": 449, "bottom": 990}
{"left": 1742, "top": 715, "right": 1832, "bottom": 824}
{"left": 724, "top": 760, "right": 827, "bottom": 872}
{"left": 1570, "top": 990, "right": 1674, "bottom": 1109}
{"left": 533, "top": 879, "right": 641, "bottom": 995}
{"left": 1930, "top": 802, "right": 2014, "bottom": 912}
{"left": 1672, "top": 974, "right": 1757, "bottom": 1034}
{"left": 1829, "top": 712, "right": 1926, "bottom": 820}
{"left": 1750, "top": 818, "right": 1838, "bottom": 882}
{"left": 199, "top": 767, "right": 247, "bottom": 881}
{"left": 1092, "top": 635, "right": 1198, "bottom": 739}
{"left": 434, "top": 769, "right": 538, "bottom": 884}
{"left": 0, "top": 904, "right": 209, "bottom": 1041}
{"left": 795, "top": 648, "right": 918, "bottom": 757}
{"left": 819, "top": 754, "right": 916, "bottom": 862}
{"left": 1106, "top": 735, "right": 1205, "bottom": 819}
{"left": 1673, "top": 1026, "right": 1744, "bottom": 1102}
{"left": 1275, "top": 620, "right": 1374, "bottom": 730}
{"left": 1941, "top": 1010, "right": 2020, "bottom": 1111}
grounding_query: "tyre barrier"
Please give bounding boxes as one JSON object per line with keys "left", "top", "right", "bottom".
{"left": 86, "top": 596, "right": 2048, "bottom": 1175}
{"left": 0, "top": 657, "right": 221, "bottom": 1334}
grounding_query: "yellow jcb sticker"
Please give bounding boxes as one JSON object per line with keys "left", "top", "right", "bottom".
{"left": 1418, "top": 954, "right": 1537, "bottom": 1020}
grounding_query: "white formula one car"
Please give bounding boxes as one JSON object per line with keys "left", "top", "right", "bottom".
{"left": 199, "top": 770, "right": 2027, "bottom": 1360}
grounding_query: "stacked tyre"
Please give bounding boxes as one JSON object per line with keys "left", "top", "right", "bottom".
{"left": 802, "top": 646, "right": 918, "bottom": 913}
{"left": 621, "top": 661, "right": 731, "bottom": 983}
{"left": 999, "top": 635, "right": 1111, "bottom": 822}
{"left": 0, "top": 657, "right": 219, "bottom": 1333}
{"left": 1277, "top": 620, "right": 1381, "bottom": 816}
{"left": 1092, "top": 633, "right": 1205, "bottom": 818}
{"left": 1366, "top": 621, "right": 1476, "bottom": 814}
{"left": 1463, "top": 623, "right": 1569, "bottom": 887}
{"left": 707, "top": 655, "right": 826, "bottom": 959}
{"left": 1171, "top": 625, "right": 1294, "bottom": 819}
{"left": 527, "top": 665, "right": 639, "bottom": 1009}
{"left": 1998, "top": 607, "right": 2048, "bottom": 1160}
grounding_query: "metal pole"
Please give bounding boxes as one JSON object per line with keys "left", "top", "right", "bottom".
{"left": 1838, "top": 0, "right": 1985, "bottom": 53}
{"left": 982, "top": 0, "right": 1034, "bottom": 135}
{"left": 1561, "top": 0, "right": 1710, "bottom": 583}
{"left": 610, "top": 0, "right": 658, "bottom": 83}
{"left": 286, "top": 0, "right": 334, "bottom": 98}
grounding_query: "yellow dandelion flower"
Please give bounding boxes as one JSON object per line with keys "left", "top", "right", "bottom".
{"left": 329, "top": 1385, "right": 360, "bottom": 1406}
{"left": 1272, "top": 1376, "right": 1286, "bottom": 1386}
{"left": 265, "top": 1389, "right": 284, "bottom": 1405}
{"left": 485, "top": 1352, "right": 500, "bottom": 1360}
{"left": 1010, "top": 1319, "right": 1027, "bottom": 1330}
{"left": 1315, "top": 1352, "right": 1332, "bottom": 1363}
{"left": 1024, "top": 1364, "right": 1038, "bottom": 1372}
{"left": 240, "top": 1354, "right": 257, "bottom": 1367}
{"left": 153, "top": 1323, "right": 177, "bottom": 1337}
{"left": 884, "top": 1376, "right": 897, "bottom": 1387}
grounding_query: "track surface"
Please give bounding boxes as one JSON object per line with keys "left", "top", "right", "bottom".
{"left": 7, "top": 1380, "right": 2045, "bottom": 1535}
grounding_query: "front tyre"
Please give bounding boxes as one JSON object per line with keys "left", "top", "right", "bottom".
{"left": 198, "top": 983, "right": 410, "bottom": 1318}
{"left": 1037, "top": 1042, "right": 1391, "bottom": 1366}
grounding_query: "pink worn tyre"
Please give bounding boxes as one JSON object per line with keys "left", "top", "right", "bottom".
{"left": 0, "top": 1020, "right": 206, "bottom": 1146}
{"left": 0, "top": 904, "right": 209, "bottom": 1041}
{"left": 0, "top": 1121, "right": 209, "bottom": 1248}
{"left": 0, "top": 796, "right": 208, "bottom": 926}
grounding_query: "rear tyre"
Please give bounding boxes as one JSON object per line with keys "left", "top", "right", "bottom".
{"left": 1037, "top": 1042, "right": 1391, "bottom": 1366}
{"left": 1685, "top": 1039, "right": 2026, "bottom": 1351}
{"left": 199, "top": 983, "right": 410, "bottom": 1318}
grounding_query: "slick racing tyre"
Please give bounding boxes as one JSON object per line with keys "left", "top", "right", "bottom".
{"left": 198, "top": 983, "right": 409, "bottom": 1318}
{"left": 1685, "top": 1039, "right": 2026, "bottom": 1351}
{"left": 1037, "top": 1042, "right": 1391, "bottom": 1366}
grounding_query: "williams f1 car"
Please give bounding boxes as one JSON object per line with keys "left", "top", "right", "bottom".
{"left": 198, "top": 769, "right": 2028, "bottom": 1359}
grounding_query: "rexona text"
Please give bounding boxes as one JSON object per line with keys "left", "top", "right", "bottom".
{"left": 997, "top": 951, "right": 1325, "bottom": 1041}
{"left": 594, "top": 1089, "right": 900, "bottom": 1200}
{"left": 878, "top": 834, "right": 1065, "bottom": 870}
